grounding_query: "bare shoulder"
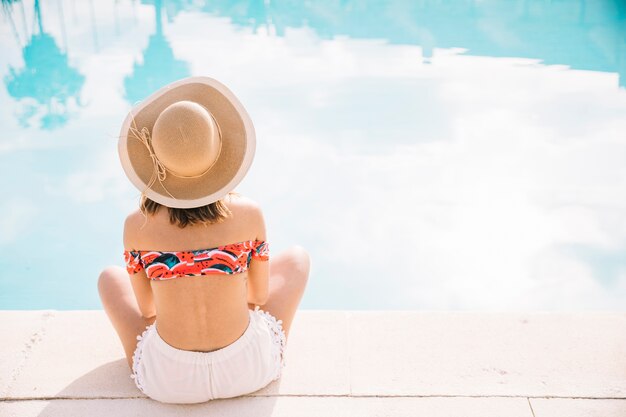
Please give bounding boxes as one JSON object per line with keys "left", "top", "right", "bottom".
{"left": 123, "top": 209, "right": 146, "bottom": 249}
{"left": 224, "top": 193, "right": 263, "bottom": 216}
{"left": 224, "top": 193, "right": 266, "bottom": 237}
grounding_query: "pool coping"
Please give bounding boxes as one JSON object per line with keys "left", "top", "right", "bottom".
{"left": 1, "top": 310, "right": 625, "bottom": 416}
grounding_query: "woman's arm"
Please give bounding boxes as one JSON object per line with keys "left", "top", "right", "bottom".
{"left": 124, "top": 213, "right": 156, "bottom": 319}
{"left": 129, "top": 270, "right": 156, "bottom": 319}
{"left": 246, "top": 203, "right": 270, "bottom": 306}
{"left": 247, "top": 256, "right": 269, "bottom": 306}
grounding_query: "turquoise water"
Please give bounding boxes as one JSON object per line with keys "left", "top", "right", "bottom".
{"left": 1, "top": 0, "right": 625, "bottom": 310}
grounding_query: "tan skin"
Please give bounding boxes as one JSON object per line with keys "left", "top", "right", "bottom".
{"left": 98, "top": 193, "right": 311, "bottom": 369}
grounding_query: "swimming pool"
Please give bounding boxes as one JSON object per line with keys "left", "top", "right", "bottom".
{"left": 1, "top": 0, "right": 625, "bottom": 310}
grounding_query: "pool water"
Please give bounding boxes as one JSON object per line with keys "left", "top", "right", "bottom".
{"left": 1, "top": 0, "right": 625, "bottom": 310}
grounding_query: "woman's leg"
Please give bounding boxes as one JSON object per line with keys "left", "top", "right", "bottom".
{"left": 254, "top": 245, "right": 311, "bottom": 340}
{"left": 98, "top": 266, "right": 156, "bottom": 369}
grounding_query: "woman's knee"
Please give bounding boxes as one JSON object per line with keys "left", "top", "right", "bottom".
{"left": 285, "top": 245, "right": 311, "bottom": 281}
{"left": 97, "top": 266, "right": 125, "bottom": 296}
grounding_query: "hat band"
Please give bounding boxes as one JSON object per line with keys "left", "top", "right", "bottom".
{"left": 128, "top": 112, "right": 223, "bottom": 201}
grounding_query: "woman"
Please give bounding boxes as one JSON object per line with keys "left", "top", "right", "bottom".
{"left": 97, "top": 77, "right": 310, "bottom": 404}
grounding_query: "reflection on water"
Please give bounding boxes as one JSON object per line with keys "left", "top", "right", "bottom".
{"left": 165, "top": 0, "right": 626, "bottom": 86}
{"left": 0, "top": 0, "right": 625, "bottom": 310}
{"left": 559, "top": 243, "right": 626, "bottom": 288}
{"left": 2, "top": 0, "right": 624, "bottom": 120}
{"left": 124, "top": 0, "right": 189, "bottom": 104}
{"left": 3, "top": 0, "right": 84, "bottom": 129}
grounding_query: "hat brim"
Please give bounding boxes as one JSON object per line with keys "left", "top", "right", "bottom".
{"left": 118, "top": 77, "right": 256, "bottom": 209}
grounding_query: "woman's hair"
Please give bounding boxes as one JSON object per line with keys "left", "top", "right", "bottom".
{"left": 140, "top": 193, "right": 234, "bottom": 228}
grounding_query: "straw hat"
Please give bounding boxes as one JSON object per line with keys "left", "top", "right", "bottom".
{"left": 118, "top": 77, "right": 255, "bottom": 209}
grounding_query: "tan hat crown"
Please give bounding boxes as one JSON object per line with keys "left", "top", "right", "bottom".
{"left": 151, "top": 101, "right": 222, "bottom": 178}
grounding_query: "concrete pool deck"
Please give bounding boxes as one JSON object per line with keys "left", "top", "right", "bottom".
{"left": 1, "top": 310, "right": 625, "bottom": 416}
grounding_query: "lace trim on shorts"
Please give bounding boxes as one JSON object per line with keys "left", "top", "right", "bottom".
{"left": 254, "top": 305, "right": 287, "bottom": 380}
{"left": 130, "top": 324, "right": 153, "bottom": 395}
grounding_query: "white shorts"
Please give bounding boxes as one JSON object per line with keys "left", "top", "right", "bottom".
{"left": 130, "top": 306, "right": 286, "bottom": 404}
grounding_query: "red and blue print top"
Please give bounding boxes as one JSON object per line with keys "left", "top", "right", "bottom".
{"left": 123, "top": 240, "right": 269, "bottom": 280}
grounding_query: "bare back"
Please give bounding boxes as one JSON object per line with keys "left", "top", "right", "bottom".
{"left": 123, "top": 193, "right": 269, "bottom": 352}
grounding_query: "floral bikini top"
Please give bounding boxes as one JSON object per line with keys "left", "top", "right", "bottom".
{"left": 124, "top": 240, "right": 269, "bottom": 281}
